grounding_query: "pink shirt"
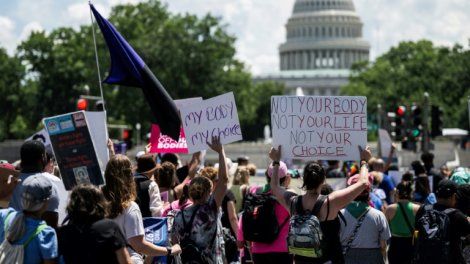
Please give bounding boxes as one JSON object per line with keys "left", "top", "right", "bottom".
{"left": 161, "top": 199, "right": 193, "bottom": 217}
{"left": 237, "top": 187, "right": 290, "bottom": 254}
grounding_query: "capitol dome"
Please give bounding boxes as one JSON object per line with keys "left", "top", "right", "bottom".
{"left": 279, "top": 0, "right": 370, "bottom": 70}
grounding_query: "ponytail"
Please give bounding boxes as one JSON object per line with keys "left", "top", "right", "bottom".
{"left": 179, "top": 184, "right": 189, "bottom": 206}
{"left": 6, "top": 212, "right": 27, "bottom": 243}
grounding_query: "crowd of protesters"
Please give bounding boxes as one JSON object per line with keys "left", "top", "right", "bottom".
{"left": 0, "top": 137, "right": 469, "bottom": 264}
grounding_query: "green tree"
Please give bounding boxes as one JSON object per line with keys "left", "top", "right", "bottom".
{"left": 342, "top": 40, "right": 470, "bottom": 130}
{"left": 4, "top": 0, "right": 283, "bottom": 141}
{"left": 0, "top": 48, "right": 25, "bottom": 140}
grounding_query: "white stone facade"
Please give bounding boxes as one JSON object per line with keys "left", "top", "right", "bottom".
{"left": 254, "top": 0, "right": 370, "bottom": 96}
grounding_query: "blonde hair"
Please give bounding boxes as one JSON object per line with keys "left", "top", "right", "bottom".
{"left": 232, "top": 166, "right": 250, "bottom": 186}
{"left": 102, "top": 154, "right": 136, "bottom": 218}
{"left": 200, "top": 167, "right": 218, "bottom": 182}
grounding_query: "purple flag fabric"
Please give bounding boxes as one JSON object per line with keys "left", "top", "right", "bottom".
{"left": 90, "top": 4, "right": 181, "bottom": 141}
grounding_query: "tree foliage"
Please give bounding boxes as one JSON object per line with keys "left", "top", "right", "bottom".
{"left": 0, "top": 0, "right": 283, "bottom": 141}
{"left": 342, "top": 40, "right": 470, "bottom": 130}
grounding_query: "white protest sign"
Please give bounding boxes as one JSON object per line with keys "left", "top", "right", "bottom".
{"left": 379, "top": 129, "right": 392, "bottom": 158}
{"left": 271, "top": 96, "right": 367, "bottom": 161}
{"left": 175, "top": 97, "right": 203, "bottom": 109}
{"left": 180, "top": 92, "right": 242, "bottom": 153}
{"left": 27, "top": 129, "right": 52, "bottom": 154}
{"left": 84, "top": 111, "right": 109, "bottom": 172}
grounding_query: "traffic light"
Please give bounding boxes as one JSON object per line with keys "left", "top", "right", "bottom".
{"left": 431, "top": 105, "right": 443, "bottom": 137}
{"left": 122, "top": 129, "right": 133, "bottom": 149}
{"left": 76, "top": 98, "right": 88, "bottom": 111}
{"left": 394, "top": 106, "right": 406, "bottom": 141}
{"left": 411, "top": 105, "right": 422, "bottom": 139}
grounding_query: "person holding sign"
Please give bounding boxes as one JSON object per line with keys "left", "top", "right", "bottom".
{"left": 269, "top": 145, "right": 373, "bottom": 264}
{"left": 170, "top": 136, "right": 229, "bottom": 264}
{"left": 102, "top": 155, "right": 181, "bottom": 263}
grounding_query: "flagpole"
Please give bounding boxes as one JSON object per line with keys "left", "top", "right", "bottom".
{"left": 89, "top": 1, "right": 106, "bottom": 112}
{"left": 89, "top": 1, "right": 111, "bottom": 163}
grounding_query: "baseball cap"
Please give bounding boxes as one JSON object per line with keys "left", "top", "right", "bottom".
{"left": 435, "top": 179, "right": 458, "bottom": 199}
{"left": 267, "top": 161, "right": 288, "bottom": 178}
{"left": 21, "top": 175, "right": 53, "bottom": 203}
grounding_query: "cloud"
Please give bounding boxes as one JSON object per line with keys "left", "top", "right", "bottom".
{"left": 19, "top": 21, "right": 43, "bottom": 41}
{"left": 2, "top": 0, "right": 470, "bottom": 74}
{"left": 0, "top": 16, "right": 16, "bottom": 53}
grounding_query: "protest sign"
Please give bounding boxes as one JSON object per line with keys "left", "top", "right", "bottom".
{"left": 149, "top": 98, "right": 202, "bottom": 154}
{"left": 84, "top": 111, "right": 109, "bottom": 172}
{"left": 27, "top": 129, "right": 52, "bottom": 154}
{"left": 180, "top": 92, "right": 242, "bottom": 153}
{"left": 150, "top": 125, "right": 188, "bottom": 153}
{"left": 379, "top": 129, "right": 392, "bottom": 158}
{"left": 271, "top": 96, "right": 367, "bottom": 160}
{"left": 44, "top": 111, "right": 103, "bottom": 190}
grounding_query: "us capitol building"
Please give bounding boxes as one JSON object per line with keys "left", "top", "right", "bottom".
{"left": 254, "top": 0, "right": 370, "bottom": 95}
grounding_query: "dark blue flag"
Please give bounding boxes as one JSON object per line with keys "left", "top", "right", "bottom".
{"left": 90, "top": 4, "right": 181, "bottom": 141}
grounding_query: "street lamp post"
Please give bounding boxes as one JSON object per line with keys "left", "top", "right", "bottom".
{"left": 422, "top": 92, "right": 430, "bottom": 153}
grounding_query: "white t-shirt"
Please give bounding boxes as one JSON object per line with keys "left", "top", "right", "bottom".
{"left": 42, "top": 173, "right": 69, "bottom": 225}
{"left": 10, "top": 172, "right": 60, "bottom": 213}
{"left": 113, "top": 201, "right": 145, "bottom": 261}
{"left": 148, "top": 181, "right": 164, "bottom": 217}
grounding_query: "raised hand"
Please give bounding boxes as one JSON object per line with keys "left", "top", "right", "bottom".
{"left": 359, "top": 145, "right": 372, "bottom": 162}
{"left": 269, "top": 145, "right": 282, "bottom": 162}
{"left": 207, "top": 136, "right": 223, "bottom": 154}
{"left": 145, "top": 143, "right": 152, "bottom": 154}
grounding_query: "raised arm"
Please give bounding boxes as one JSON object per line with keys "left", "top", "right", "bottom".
{"left": 207, "top": 136, "right": 228, "bottom": 208}
{"left": 328, "top": 146, "right": 372, "bottom": 216}
{"left": 174, "top": 151, "right": 201, "bottom": 198}
{"left": 269, "top": 146, "right": 290, "bottom": 210}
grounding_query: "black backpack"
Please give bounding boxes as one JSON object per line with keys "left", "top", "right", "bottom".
{"left": 179, "top": 206, "right": 215, "bottom": 264}
{"left": 413, "top": 204, "right": 456, "bottom": 264}
{"left": 134, "top": 174, "right": 152, "bottom": 218}
{"left": 241, "top": 191, "right": 288, "bottom": 243}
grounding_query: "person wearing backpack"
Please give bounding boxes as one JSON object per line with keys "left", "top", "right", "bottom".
{"left": 269, "top": 145, "right": 374, "bottom": 264}
{"left": 414, "top": 179, "right": 470, "bottom": 264}
{"left": 170, "top": 136, "right": 229, "bottom": 264}
{"left": 134, "top": 154, "right": 162, "bottom": 218}
{"left": 237, "top": 160, "right": 293, "bottom": 264}
{"left": 0, "top": 174, "right": 58, "bottom": 264}
{"left": 384, "top": 181, "right": 420, "bottom": 264}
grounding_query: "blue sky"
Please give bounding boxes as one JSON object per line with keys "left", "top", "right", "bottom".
{"left": 0, "top": 0, "right": 469, "bottom": 74}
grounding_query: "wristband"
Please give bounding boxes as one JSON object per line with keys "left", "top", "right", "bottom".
{"left": 272, "top": 161, "right": 280, "bottom": 166}
{"left": 166, "top": 246, "right": 172, "bottom": 256}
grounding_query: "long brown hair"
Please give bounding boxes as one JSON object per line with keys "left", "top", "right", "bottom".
{"left": 102, "top": 154, "right": 136, "bottom": 218}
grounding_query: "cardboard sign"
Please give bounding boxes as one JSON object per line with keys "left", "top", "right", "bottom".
{"left": 27, "top": 129, "right": 53, "bottom": 154}
{"left": 379, "top": 129, "right": 392, "bottom": 158}
{"left": 149, "top": 98, "right": 202, "bottom": 154}
{"left": 271, "top": 96, "right": 367, "bottom": 160}
{"left": 150, "top": 125, "right": 188, "bottom": 153}
{"left": 44, "top": 111, "right": 103, "bottom": 190}
{"left": 84, "top": 111, "right": 109, "bottom": 172}
{"left": 180, "top": 92, "right": 242, "bottom": 153}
